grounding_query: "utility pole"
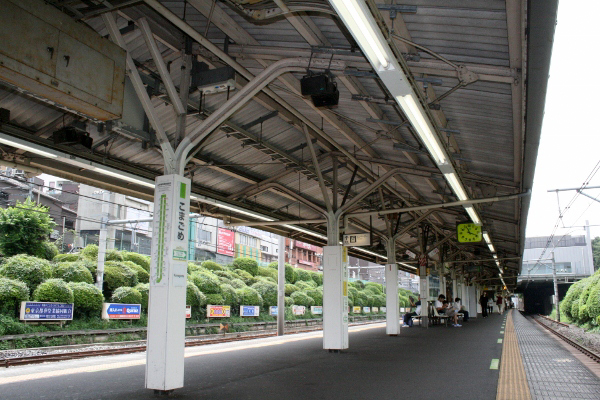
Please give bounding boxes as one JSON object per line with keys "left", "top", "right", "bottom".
{"left": 552, "top": 251, "right": 560, "bottom": 322}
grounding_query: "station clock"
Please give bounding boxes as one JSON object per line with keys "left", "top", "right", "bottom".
{"left": 456, "top": 222, "right": 483, "bottom": 243}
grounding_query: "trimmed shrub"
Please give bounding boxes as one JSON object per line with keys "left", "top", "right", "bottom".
{"left": 135, "top": 283, "right": 149, "bottom": 310}
{"left": 309, "top": 271, "right": 323, "bottom": 286}
{"left": 190, "top": 272, "right": 221, "bottom": 294}
{"left": 295, "top": 281, "right": 315, "bottom": 291}
{"left": 122, "top": 261, "right": 149, "bottom": 284}
{"left": 295, "top": 268, "right": 312, "bottom": 282}
{"left": 268, "top": 261, "right": 292, "bottom": 270}
{"left": 68, "top": 282, "right": 103, "bottom": 317}
{"left": 372, "top": 294, "right": 386, "bottom": 308}
{"left": 230, "top": 279, "right": 246, "bottom": 289}
{"left": 571, "top": 299, "right": 581, "bottom": 321}
{"left": 305, "top": 288, "right": 323, "bottom": 306}
{"left": 234, "top": 269, "right": 257, "bottom": 285}
{"left": 105, "top": 249, "right": 124, "bottom": 262}
{"left": 53, "top": 253, "right": 80, "bottom": 263}
{"left": 251, "top": 281, "right": 278, "bottom": 307}
{"left": 0, "top": 254, "right": 52, "bottom": 294}
{"left": 80, "top": 244, "right": 98, "bottom": 260}
{"left": 365, "top": 282, "right": 383, "bottom": 294}
{"left": 187, "top": 262, "right": 203, "bottom": 275}
{"left": 214, "top": 270, "right": 237, "bottom": 281}
{"left": 285, "top": 265, "right": 297, "bottom": 284}
{"left": 585, "top": 281, "right": 600, "bottom": 322}
{"left": 348, "top": 297, "right": 354, "bottom": 308}
{"left": 563, "top": 280, "right": 586, "bottom": 319}
{"left": 41, "top": 242, "right": 59, "bottom": 261}
{"left": 103, "top": 264, "right": 138, "bottom": 298}
{"left": 111, "top": 287, "right": 142, "bottom": 304}
{"left": 364, "top": 293, "right": 374, "bottom": 307}
{"left": 123, "top": 252, "right": 151, "bottom": 272}
{"left": 53, "top": 262, "right": 93, "bottom": 284}
{"left": 232, "top": 257, "right": 259, "bottom": 276}
{"left": 285, "top": 284, "right": 300, "bottom": 296}
{"left": 220, "top": 284, "right": 239, "bottom": 309}
{"left": 290, "top": 291, "right": 315, "bottom": 307}
{"left": 257, "top": 266, "right": 278, "bottom": 281}
{"left": 236, "top": 287, "right": 263, "bottom": 307}
{"left": 350, "top": 280, "right": 365, "bottom": 290}
{"left": 262, "top": 277, "right": 277, "bottom": 284}
{"left": 348, "top": 287, "right": 359, "bottom": 303}
{"left": 355, "top": 291, "right": 368, "bottom": 307}
{"left": 202, "top": 260, "right": 224, "bottom": 272}
{"left": 0, "top": 277, "right": 29, "bottom": 317}
{"left": 205, "top": 293, "right": 225, "bottom": 305}
{"left": 285, "top": 296, "right": 293, "bottom": 307}
{"left": 186, "top": 281, "right": 206, "bottom": 311}
{"left": 33, "top": 279, "right": 74, "bottom": 303}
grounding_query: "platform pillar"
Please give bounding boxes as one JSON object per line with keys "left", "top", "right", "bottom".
{"left": 323, "top": 245, "right": 349, "bottom": 350}
{"left": 385, "top": 240, "right": 399, "bottom": 335}
{"left": 146, "top": 174, "right": 190, "bottom": 391}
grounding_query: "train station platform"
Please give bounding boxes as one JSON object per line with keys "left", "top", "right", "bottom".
{"left": 1, "top": 310, "right": 599, "bottom": 400}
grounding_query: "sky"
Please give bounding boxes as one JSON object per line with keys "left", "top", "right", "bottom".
{"left": 524, "top": 1, "right": 600, "bottom": 240}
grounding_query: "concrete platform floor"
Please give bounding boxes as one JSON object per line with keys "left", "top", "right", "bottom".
{"left": 0, "top": 314, "right": 508, "bottom": 400}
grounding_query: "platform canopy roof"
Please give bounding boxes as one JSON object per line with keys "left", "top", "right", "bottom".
{"left": 0, "top": 0, "right": 558, "bottom": 290}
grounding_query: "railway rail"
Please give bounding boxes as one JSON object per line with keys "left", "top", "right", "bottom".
{"left": 533, "top": 314, "right": 600, "bottom": 363}
{"left": 0, "top": 319, "right": 385, "bottom": 368}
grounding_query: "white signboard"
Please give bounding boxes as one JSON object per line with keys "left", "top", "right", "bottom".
{"left": 381, "top": 307, "right": 387, "bottom": 313}
{"left": 240, "top": 305, "right": 260, "bottom": 317}
{"left": 311, "top": 306, "right": 323, "bottom": 315}
{"left": 405, "top": 250, "right": 416, "bottom": 259}
{"left": 372, "top": 307, "right": 379, "bottom": 313}
{"left": 292, "top": 305, "right": 306, "bottom": 315}
{"left": 363, "top": 306, "right": 371, "bottom": 313}
{"left": 343, "top": 233, "right": 370, "bottom": 246}
{"left": 186, "top": 305, "right": 191, "bottom": 319}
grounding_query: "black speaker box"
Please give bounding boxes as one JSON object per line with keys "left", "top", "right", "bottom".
{"left": 301, "top": 74, "right": 332, "bottom": 96}
{"left": 311, "top": 89, "right": 340, "bottom": 107}
{"left": 52, "top": 127, "right": 93, "bottom": 150}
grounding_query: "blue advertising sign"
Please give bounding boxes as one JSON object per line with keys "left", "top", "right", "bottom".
{"left": 102, "top": 303, "right": 141, "bottom": 319}
{"left": 270, "top": 306, "right": 278, "bottom": 316}
{"left": 20, "top": 302, "right": 73, "bottom": 321}
{"left": 240, "top": 305, "right": 260, "bottom": 317}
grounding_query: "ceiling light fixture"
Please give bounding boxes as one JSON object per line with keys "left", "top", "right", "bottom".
{"left": 0, "top": 133, "right": 58, "bottom": 159}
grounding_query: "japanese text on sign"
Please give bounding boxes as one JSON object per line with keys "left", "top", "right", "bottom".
{"left": 20, "top": 302, "right": 73, "bottom": 321}
{"left": 208, "top": 305, "right": 231, "bottom": 318}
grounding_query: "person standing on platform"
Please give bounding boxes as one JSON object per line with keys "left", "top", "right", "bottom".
{"left": 480, "top": 292, "right": 488, "bottom": 318}
{"left": 496, "top": 294, "right": 503, "bottom": 314}
{"left": 488, "top": 297, "right": 494, "bottom": 314}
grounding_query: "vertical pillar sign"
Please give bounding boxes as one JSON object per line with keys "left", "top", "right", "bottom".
{"left": 385, "top": 263, "right": 399, "bottom": 335}
{"left": 323, "top": 246, "right": 348, "bottom": 350}
{"left": 146, "top": 175, "right": 190, "bottom": 391}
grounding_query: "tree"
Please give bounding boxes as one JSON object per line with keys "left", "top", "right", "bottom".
{"left": 0, "top": 199, "right": 56, "bottom": 258}
{"left": 592, "top": 237, "right": 600, "bottom": 271}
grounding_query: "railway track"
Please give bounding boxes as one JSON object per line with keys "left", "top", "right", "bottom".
{"left": 0, "top": 320, "right": 384, "bottom": 368}
{"left": 533, "top": 314, "right": 600, "bottom": 363}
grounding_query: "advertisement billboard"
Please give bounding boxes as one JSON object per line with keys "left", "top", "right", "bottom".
{"left": 363, "top": 307, "right": 371, "bottom": 313}
{"left": 311, "top": 306, "right": 323, "bottom": 315}
{"left": 217, "top": 228, "right": 235, "bottom": 257}
{"left": 102, "top": 303, "right": 141, "bottom": 319}
{"left": 207, "top": 305, "right": 231, "bottom": 318}
{"left": 381, "top": 307, "right": 387, "bottom": 313}
{"left": 292, "top": 305, "right": 306, "bottom": 315}
{"left": 186, "top": 305, "right": 191, "bottom": 319}
{"left": 352, "top": 306, "right": 361, "bottom": 313}
{"left": 372, "top": 307, "right": 379, "bottom": 313}
{"left": 20, "top": 302, "right": 73, "bottom": 321}
{"left": 240, "top": 305, "right": 260, "bottom": 317}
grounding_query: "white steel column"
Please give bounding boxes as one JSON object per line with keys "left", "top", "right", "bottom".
{"left": 385, "top": 240, "right": 399, "bottom": 335}
{"left": 95, "top": 191, "right": 111, "bottom": 290}
{"left": 323, "top": 244, "right": 349, "bottom": 350}
{"left": 277, "top": 235, "right": 285, "bottom": 336}
{"left": 146, "top": 175, "right": 190, "bottom": 392}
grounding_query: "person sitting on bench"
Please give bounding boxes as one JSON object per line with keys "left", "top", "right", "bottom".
{"left": 402, "top": 297, "right": 421, "bottom": 327}
{"left": 444, "top": 300, "right": 462, "bottom": 327}
{"left": 454, "top": 297, "right": 468, "bottom": 322}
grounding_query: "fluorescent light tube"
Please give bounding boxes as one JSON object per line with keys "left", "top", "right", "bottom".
{"left": 398, "top": 262, "right": 417, "bottom": 270}
{"left": 487, "top": 243, "right": 496, "bottom": 253}
{"left": 282, "top": 224, "right": 328, "bottom": 240}
{"left": 94, "top": 167, "right": 155, "bottom": 188}
{"left": 353, "top": 246, "right": 388, "bottom": 260}
{"left": 443, "top": 172, "right": 468, "bottom": 201}
{"left": 483, "top": 232, "right": 492, "bottom": 244}
{"left": 464, "top": 206, "right": 481, "bottom": 225}
{"left": 0, "top": 135, "right": 58, "bottom": 159}
{"left": 328, "top": 0, "right": 390, "bottom": 70}
{"left": 396, "top": 94, "right": 447, "bottom": 165}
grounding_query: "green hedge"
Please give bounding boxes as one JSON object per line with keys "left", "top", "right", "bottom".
{"left": 123, "top": 252, "right": 151, "bottom": 272}
{"left": 295, "top": 268, "right": 312, "bottom": 282}
{"left": 201, "top": 260, "right": 224, "bottom": 272}
{"left": 122, "top": 261, "right": 149, "bottom": 284}
{"left": 0, "top": 277, "right": 29, "bottom": 317}
{"left": 105, "top": 249, "right": 124, "bottom": 262}
{"left": 235, "top": 287, "right": 263, "bottom": 307}
{"left": 102, "top": 264, "right": 138, "bottom": 298}
{"left": 284, "top": 296, "right": 293, "bottom": 307}
{"left": 42, "top": 242, "right": 59, "bottom": 261}
{"left": 232, "top": 257, "right": 259, "bottom": 276}
{"left": 295, "top": 281, "right": 315, "bottom": 291}
{"left": 33, "top": 279, "right": 74, "bottom": 303}
{"left": 234, "top": 269, "right": 257, "bottom": 285}
{"left": 285, "top": 283, "right": 299, "bottom": 296}
{"left": 190, "top": 271, "right": 221, "bottom": 294}
{"left": 53, "top": 253, "right": 80, "bottom": 263}
{"left": 347, "top": 287, "right": 359, "bottom": 303}
{"left": 135, "top": 283, "right": 149, "bottom": 310}
{"left": 53, "top": 262, "right": 94, "bottom": 284}
{"left": 220, "top": 284, "right": 239, "bottom": 309}
{"left": 310, "top": 271, "right": 323, "bottom": 286}
{"left": 586, "top": 282, "right": 600, "bottom": 321}
{"left": 0, "top": 254, "right": 52, "bottom": 294}
{"left": 251, "top": 281, "right": 278, "bottom": 307}
{"left": 230, "top": 279, "right": 246, "bottom": 289}
{"left": 80, "top": 244, "right": 98, "bottom": 260}
{"left": 186, "top": 281, "right": 206, "bottom": 311}
{"left": 68, "top": 282, "right": 104, "bottom": 317}
{"left": 304, "top": 288, "right": 323, "bottom": 306}
{"left": 214, "top": 270, "right": 237, "bottom": 281}
{"left": 372, "top": 294, "right": 386, "bottom": 307}
{"left": 111, "top": 287, "right": 142, "bottom": 304}
{"left": 257, "top": 266, "right": 278, "bottom": 281}
{"left": 205, "top": 293, "right": 225, "bottom": 305}
{"left": 285, "top": 265, "right": 297, "bottom": 284}
{"left": 290, "top": 291, "right": 315, "bottom": 307}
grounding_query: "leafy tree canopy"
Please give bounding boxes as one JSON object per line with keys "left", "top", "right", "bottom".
{"left": 0, "top": 199, "right": 56, "bottom": 258}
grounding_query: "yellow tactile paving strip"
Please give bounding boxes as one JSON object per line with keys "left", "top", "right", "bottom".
{"left": 497, "top": 312, "right": 531, "bottom": 400}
